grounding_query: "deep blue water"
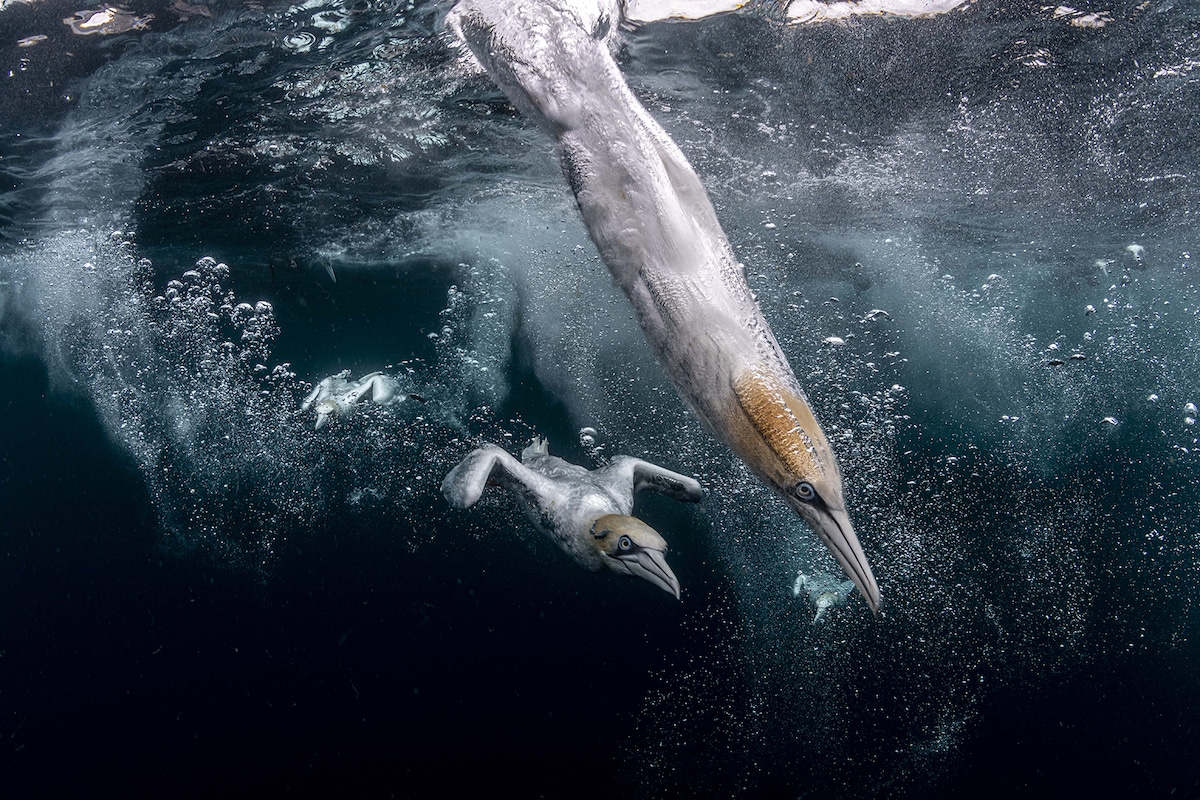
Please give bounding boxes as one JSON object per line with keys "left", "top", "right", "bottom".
{"left": 3, "top": 0, "right": 1200, "bottom": 797}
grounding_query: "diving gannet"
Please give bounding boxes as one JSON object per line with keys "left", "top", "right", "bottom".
{"left": 447, "top": 0, "right": 882, "bottom": 611}
{"left": 793, "top": 570, "right": 856, "bottom": 622}
{"left": 302, "top": 369, "right": 404, "bottom": 429}
{"left": 441, "top": 438, "right": 704, "bottom": 597}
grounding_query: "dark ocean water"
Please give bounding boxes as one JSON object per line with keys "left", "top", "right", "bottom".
{"left": 2, "top": 0, "right": 1200, "bottom": 797}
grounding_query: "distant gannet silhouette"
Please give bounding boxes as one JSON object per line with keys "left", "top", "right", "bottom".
{"left": 447, "top": 0, "right": 882, "bottom": 611}
{"left": 302, "top": 370, "right": 403, "bottom": 429}
{"left": 442, "top": 438, "right": 704, "bottom": 597}
{"left": 793, "top": 570, "right": 856, "bottom": 622}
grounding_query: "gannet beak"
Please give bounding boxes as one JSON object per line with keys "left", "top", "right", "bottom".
{"left": 791, "top": 499, "right": 881, "bottom": 614}
{"left": 730, "top": 367, "right": 883, "bottom": 613}
{"left": 593, "top": 514, "right": 683, "bottom": 599}
{"left": 618, "top": 547, "right": 681, "bottom": 599}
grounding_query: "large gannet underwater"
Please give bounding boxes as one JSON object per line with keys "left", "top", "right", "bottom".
{"left": 446, "top": 0, "right": 904, "bottom": 611}
{"left": 442, "top": 438, "right": 704, "bottom": 597}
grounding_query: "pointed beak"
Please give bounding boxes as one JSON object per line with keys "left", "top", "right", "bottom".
{"left": 728, "top": 368, "right": 882, "bottom": 614}
{"left": 620, "top": 548, "right": 681, "bottom": 600}
{"left": 799, "top": 502, "right": 881, "bottom": 614}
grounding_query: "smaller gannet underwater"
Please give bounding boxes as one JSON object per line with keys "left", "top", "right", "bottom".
{"left": 442, "top": 437, "right": 704, "bottom": 597}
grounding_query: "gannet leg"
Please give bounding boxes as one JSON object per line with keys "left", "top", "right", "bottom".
{"left": 521, "top": 436, "right": 550, "bottom": 460}
{"left": 442, "top": 445, "right": 553, "bottom": 509}
{"left": 605, "top": 456, "right": 705, "bottom": 504}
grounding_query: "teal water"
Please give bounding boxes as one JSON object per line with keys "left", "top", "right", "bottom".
{"left": 2, "top": 1, "right": 1199, "bottom": 796}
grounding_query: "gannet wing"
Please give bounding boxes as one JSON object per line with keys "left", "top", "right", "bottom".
{"left": 442, "top": 445, "right": 554, "bottom": 509}
{"left": 605, "top": 456, "right": 704, "bottom": 504}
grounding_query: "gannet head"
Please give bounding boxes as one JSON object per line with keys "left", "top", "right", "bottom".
{"left": 314, "top": 399, "right": 339, "bottom": 429}
{"left": 730, "top": 368, "right": 882, "bottom": 613}
{"left": 588, "top": 514, "right": 681, "bottom": 599}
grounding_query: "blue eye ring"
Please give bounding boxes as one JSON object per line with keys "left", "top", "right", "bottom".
{"left": 795, "top": 481, "right": 816, "bottom": 501}
{"left": 618, "top": 535, "right": 632, "bottom": 551}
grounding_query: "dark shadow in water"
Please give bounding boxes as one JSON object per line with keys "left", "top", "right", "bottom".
{"left": 0, "top": 352, "right": 701, "bottom": 798}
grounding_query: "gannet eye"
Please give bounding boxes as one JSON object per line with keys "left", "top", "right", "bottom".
{"left": 794, "top": 481, "right": 816, "bottom": 502}
{"left": 618, "top": 535, "right": 632, "bottom": 551}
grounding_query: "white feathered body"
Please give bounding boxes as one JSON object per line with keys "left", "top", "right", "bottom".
{"left": 448, "top": 0, "right": 824, "bottom": 484}
{"left": 447, "top": 0, "right": 881, "bottom": 610}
